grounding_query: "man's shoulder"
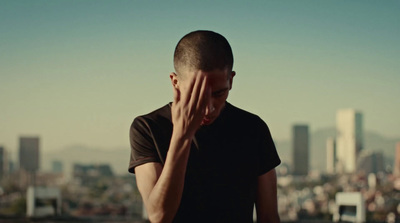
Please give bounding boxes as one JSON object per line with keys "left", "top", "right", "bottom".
{"left": 131, "top": 103, "right": 172, "bottom": 129}
{"left": 142, "top": 103, "right": 171, "bottom": 119}
{"left": 225, "top": 102, "right": 262, "bottom": 123}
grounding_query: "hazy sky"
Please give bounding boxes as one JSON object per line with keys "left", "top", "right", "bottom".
{"left": 1, "top": 0, "right": 399, "bottom": 155}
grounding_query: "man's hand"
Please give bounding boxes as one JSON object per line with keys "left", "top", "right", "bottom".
{"left": 171, "top": 72, "right": 211, "bottom": 139}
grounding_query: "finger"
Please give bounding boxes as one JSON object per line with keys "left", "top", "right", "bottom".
{"left": 181, "top": 73, "right": 197, "bottom": 104}
{"left": 197, "top": 75, "right": 209, "bottom": 113}
{"left": 189, "top": 72, "right": 205, "bottom": 110}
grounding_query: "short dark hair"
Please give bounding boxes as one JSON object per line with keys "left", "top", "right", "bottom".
{"left": 173, "top": 30, "right": 234, "bottom": 77}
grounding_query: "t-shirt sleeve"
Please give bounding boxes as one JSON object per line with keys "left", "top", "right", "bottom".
{"left": 128, "top": 116, "right": 161, "bottom": 173}
{"left": 257, "top": 117, "right": 281, "bottom": 175}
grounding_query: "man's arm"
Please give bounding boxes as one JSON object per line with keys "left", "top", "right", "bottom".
{"left": 135, "top": 135, "right": 192, "bottom": 222}
{"left": 256, "top": 168, "right": 280, "bottom": 223}
{"left": 134, "top": 72, "right": 210, "bottom": 223}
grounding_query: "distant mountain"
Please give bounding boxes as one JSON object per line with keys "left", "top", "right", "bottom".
{"left": 42, "top": 145, "right": 131, "bottom": 179}
{"left": 42, "top": 129, "right": 399, "bottom": 178}
{"left": 275, "top": 127, "right": 400, "bottom": 173}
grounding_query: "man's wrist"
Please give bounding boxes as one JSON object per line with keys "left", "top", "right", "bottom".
{"left": 172, "top": 125, "right": 195, "bottom": 141}
{"left": 168, "top": 130, "right": 193, "bottom": 160}
{"left": 171, "top": 130, "right": 194, "bottom": 143}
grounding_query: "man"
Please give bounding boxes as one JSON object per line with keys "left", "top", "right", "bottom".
{"left": 129, "top": 30, "right": 281, "bottom": 223}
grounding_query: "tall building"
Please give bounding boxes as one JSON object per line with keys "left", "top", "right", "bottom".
{"left": 326, "top": 137, "right": 336, "bottom": 174}
{"left": 336, "top": 109, "right": 363, "bottom": 173}
{"left": 0, "top": 146, "right": 8, "bottom": 179}
{"left": 19, "top": 137, "right": 40, "bottom": 172}
{"left": 394, "top": 142, "right": 400, "bottom": 177}
{"left": 357, "top": 150, "right": 384, "bottom": 175}
{"left": 292, "top": 125, "right": 309, "bottom": 176}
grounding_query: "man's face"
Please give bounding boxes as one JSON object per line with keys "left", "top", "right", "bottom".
{"left": 171, "top": 68, "right": 235, "bottom": 126}
{"left": 200, "top": 68, "right": 235, "bottom": 125}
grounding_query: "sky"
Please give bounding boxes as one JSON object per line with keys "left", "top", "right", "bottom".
{"left": 1, "top": 0, "right": 399, "bottom": 157}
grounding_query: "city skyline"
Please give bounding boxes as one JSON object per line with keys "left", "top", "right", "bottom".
{"left": 1, "top": 1, "right": 399, "bottom": 154}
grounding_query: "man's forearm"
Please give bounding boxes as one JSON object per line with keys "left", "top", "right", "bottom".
{"left": 256, "top": 169, "right": 280, "bottom": 223}
{"left": 145, "top": 132, "right": 192, "bottom": 222}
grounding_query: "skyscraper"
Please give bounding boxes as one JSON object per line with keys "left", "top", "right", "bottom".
{"left": 19, "top": 137, "right": 40, "bottom": 172}
{"left": 336, "top": 109, "right": 363, "bottom": 173}
{"left": 0, "top": 146, "right": 8, "bottom": 179}
{"left": 394, "top": 142, "right": 400, "bottom": 177}
{"left": 326, "top": 137, "right": 336, "bottom": 174}
{"left": 292, "top": 125, "right": 309, "bottom": 176}
{"left": 357, "top": 150, "right": 384, "bottom": 175}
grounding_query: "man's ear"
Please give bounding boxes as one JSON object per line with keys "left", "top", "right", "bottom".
{"left": 229, "top": 71, "right": 236, "bottom": 90}
{"left": 170, "top": 72, "right": 179, "bottom": 89}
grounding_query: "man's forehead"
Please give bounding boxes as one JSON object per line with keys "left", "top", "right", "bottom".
{"left": 176, "top": 67, "right": 231, "bottom": 84}
{"left": 190, "top": 68, "right": 230, "bottom": 77}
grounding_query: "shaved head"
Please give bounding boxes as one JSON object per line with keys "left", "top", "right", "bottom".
{"left": 173, "top": 30, "right": 234, "bottom": 78}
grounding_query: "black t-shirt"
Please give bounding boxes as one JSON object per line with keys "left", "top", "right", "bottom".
{"left": 129, "top": 102, "right": 281, "bottom": 223}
